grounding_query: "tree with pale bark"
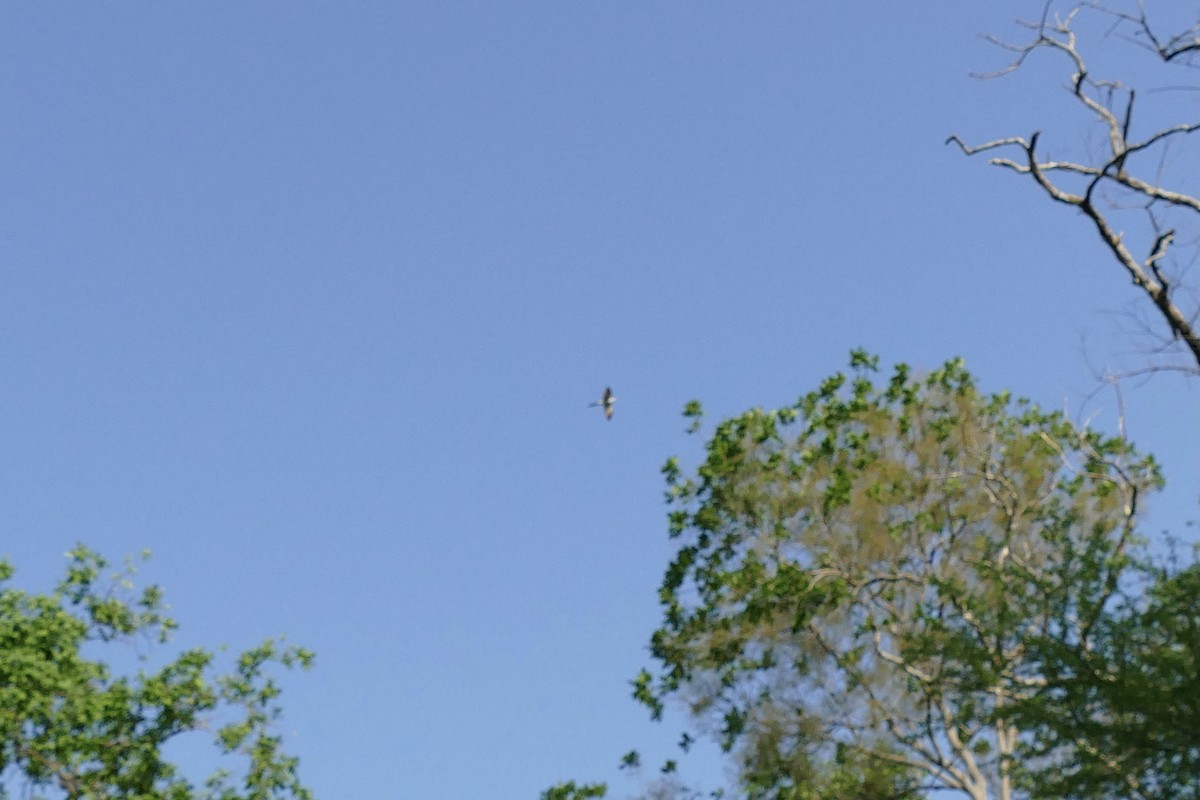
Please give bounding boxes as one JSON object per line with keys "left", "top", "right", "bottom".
{"left": 631, "top": 353, "right": 1160, "bottom": 800}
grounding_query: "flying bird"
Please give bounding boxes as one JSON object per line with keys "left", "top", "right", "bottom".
{"left": 589, "top": 387, "right": 616, "bottom": 420}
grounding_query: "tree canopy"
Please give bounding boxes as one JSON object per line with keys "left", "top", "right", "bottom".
{"left": 0, "top": 547, "right": 313, "bottom": 800}
{"left": 631, "top": 352, "right": 1163, "bottom": 800}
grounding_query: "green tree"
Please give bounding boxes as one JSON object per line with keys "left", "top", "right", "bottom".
{"left": 0, "top": 546, "right": 313, "bottom": 800}
{"left": 637, "top": 353, "right": 1161, "bottom": 800}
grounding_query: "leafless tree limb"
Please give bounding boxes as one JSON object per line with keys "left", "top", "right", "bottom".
{"left": 949, "top": 2, "right": 1200, "bottom": 373}
{"left": 1084, "top": 1, "right": 1200, "bottom": 62}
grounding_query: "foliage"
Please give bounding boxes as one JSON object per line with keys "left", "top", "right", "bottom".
{"left": 640, "top": 352, "right": 1161, "bottom": 800}
{"left": 540, "top": 780, "right": 608, "bottom": 800}
{"left": 0, "top": 546, "right": 313, "bottom": 800}
{"left": 1014, "top": 559, "right": 1200, "bottom": 800}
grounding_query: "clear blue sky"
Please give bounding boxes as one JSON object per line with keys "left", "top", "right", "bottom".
{"left": 0, "top": 2, "right": 1195, "bottom": 798}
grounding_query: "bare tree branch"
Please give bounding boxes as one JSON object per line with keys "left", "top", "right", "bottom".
{"left": 1084, "top": 1, "right": 1200, "bottom": 62}
{"left": 949, "top": 2, "right": 1200, "bottom": 372}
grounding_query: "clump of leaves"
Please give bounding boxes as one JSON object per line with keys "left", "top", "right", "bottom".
{"left": 0, "top": 546, "right": 314, "bottom": 800}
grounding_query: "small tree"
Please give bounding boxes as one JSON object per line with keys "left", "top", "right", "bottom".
{"left": 0, "top": 546, "right": 313, "bottom": 800}
{"left": 949, "top": 2, "right": 1200, "bottom": 374}
{"left": 637, "top": 353, "right": 1160, "bottom": 800}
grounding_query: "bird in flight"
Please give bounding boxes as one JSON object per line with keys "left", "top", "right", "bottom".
{"left": 589, "top": 387, "right": 616, "bottom": 420}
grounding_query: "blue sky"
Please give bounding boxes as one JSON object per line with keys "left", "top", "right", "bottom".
{"left": 0, "top": 2, "right": 1196, "bottom": 798}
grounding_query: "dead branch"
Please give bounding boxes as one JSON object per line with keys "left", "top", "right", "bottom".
{"left": 948, "top": 2, "right": 1200, "bottom": 372}
{"left": 1084, "top": 1, "right": 1200, "bottom": 62}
